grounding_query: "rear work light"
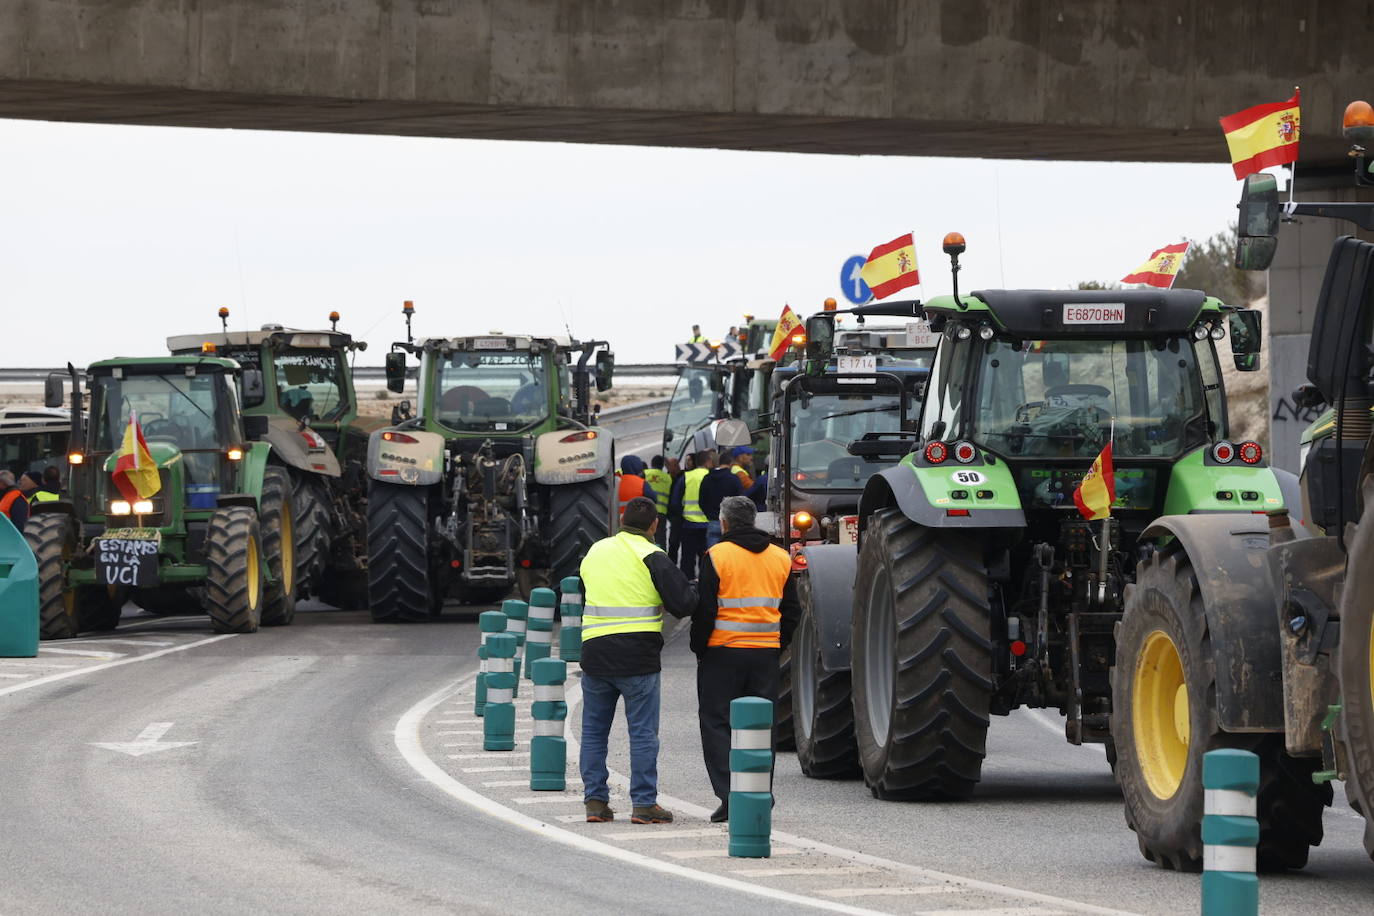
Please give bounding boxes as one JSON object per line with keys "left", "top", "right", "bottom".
{"left": 560, "top": 430, "right": 598, "bottom": 443}
{"left": 924, "top": 441, "right": 949, "bottom": 464}
{"left": 1212, "top": 440, "right": 1235, "bottom": 463}
{"left": 381, "top": 431, "right": 418, "bottom": 444}
{"left": 1238, "top": 441, "right": 1263, "bottom": 465}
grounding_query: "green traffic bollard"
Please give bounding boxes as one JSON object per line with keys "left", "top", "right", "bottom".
{"left": 502, "top": 599, "right": 527, "bottom": 695}
{"left": 728, "top": 696, "right": 773, "bottom": 858}
{"left": 524, "top": 588, "right": 556, "bottom": 678}
{"left": 0, "top": 514, "right": 39, "bottom": 658}
{"left": 483, "top": 633, "right": 517, "bottom": 752}
{"left": 558, "top": 576, "right": 582, "bottom": 662}
{"left": 1202, "top": 749, "right": 1260, "bottom": 916}
{"left": 529, "top": 657, "right": 568, "bottom": 791}
{"left": 475, "top": 611, "right": 507, "bottom": 717}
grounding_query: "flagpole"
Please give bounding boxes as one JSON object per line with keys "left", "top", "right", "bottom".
{"left": 1287, "top": 85, "right": 1300, "bottom": 207}
{"left": 1097, "top": 416, "right": 1115, "bottom": 607}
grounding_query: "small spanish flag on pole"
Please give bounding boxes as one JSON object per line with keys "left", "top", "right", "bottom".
{"left": 1219, "top": 89, "right": 1300, "bottom": 181}
{"left": 859, "top": 233, "right": 920, "bottom": 300}
{"left": 768, "top": 305, "right": 803, "bottom": 361}
{"left": 1073, "top": 441, "right": 1115, "bottom": 521}
{"left": 112, "top": 410, "right": 162, "bottom": 502}
{"left": 1121, "top": 241, "right": 1190, "bottom": 289}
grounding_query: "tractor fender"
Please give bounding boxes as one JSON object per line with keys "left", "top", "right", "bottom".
{"left": 1270, "top": 466, "right": 1308, "bottom": 534}
{"left": 798, "top": 544, "right": 858, "bottom": 672}
{"left": 857, "top": 464, "right": 1025, "bottom": 540}
{"left": 533, "top": 426, "right": 613, "bottom": 485}
{"left": 1139, "top": 513, "right": 1284, "bottom": 732}
{"left": 366, "top": 428, "right": 445, "bottom": 486}
{"left": 260, "top": 418, "right": 341, "bottom": 478}
{"left": 233, "top": 441, "right": 273, "bottom": 504}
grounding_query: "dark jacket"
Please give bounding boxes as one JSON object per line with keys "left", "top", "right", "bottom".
{"left": 744, "top": 471, "right": 768, "bottom": 511}
{"left": 698, "top": 466, "right": 743, "bottom": 523}
{"left": 0, "top": 486, "right": 30, "bottom": 528}
{"left": 579, "top": 527, "right": 699, "bottom": 678}
{"left": 690, "top": 524, "right": 800, "bottom": 656}
{"left": 668, "top": 473, "right": 685, "bottom": 521}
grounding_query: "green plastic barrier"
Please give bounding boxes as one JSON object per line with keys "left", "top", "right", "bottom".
{"left": 524, "top": 588, "right": 556, "bottom": 677}
{"left": 529, "top": 657, "right": 568, "bottom": 791}
{"left": 729, "top": 697, "right": 773, "bottom": 858}
{"left": 0, "top": 514, "right": 39, "bottom": 657}
{"left": 475, "top": 611, "right": 508, "bottom": 717}
{"left": 558, "top": 576, "right": 582, "bottom": 662}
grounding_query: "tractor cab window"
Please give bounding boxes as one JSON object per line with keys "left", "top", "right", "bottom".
{"left": 436, "top": 351, "right": 548, "bottom": 432}
{"left": 274, "top": 349, "right": 349, "bottom": 422}
{"left": 971, "top": 338, "right": 1209, "bottom": 459}
{"left": 89, "top": 372, "right": 229, "bottom": 485}
{"left": 665, "top": 365, "right": 719, "bottom": 457}
{"left": 789, "top": 384, "right": 903, "bottom": 490}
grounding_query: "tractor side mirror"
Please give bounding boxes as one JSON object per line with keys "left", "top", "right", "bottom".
{"left": 1235, "top": 236, "right": 1278, "bottom": 272}
{"left": 243, "top": 414, "right": 269, "bottom": 439}
{"left": 713, "top": 418, "right": 751, "bottom": 449}
{"left": 241, "top": 369, "right": 266, "bottom": 407}
{"left": 385, "top": 352, "right": 407, "bottom": 393}
{"left": 595, "top": 350, "right": 615, "bottom": 393}
{"left": 44, "top": 373, "right": 65, "bottom": 409}
{"left": 1227, "top": 309, "right": 1263, "bottom": 371}
{"left": 1234, "top": 174, "right": 1281, "bottom": 271}
{"left": 805, "top": 315, "right": 835, "bottom": 370}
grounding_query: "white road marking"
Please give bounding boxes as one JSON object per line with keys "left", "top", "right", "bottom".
{"left": 0, "top": 673, "right": 30, "bottom": 679}
{"left": 510, "top": 795, "right": 584, "bottom": 805}
{"left": 0, "top": 634, "right": 237, "bottom": 698}
{"left": 915, "top": 909, "right": 1066, "bottom": 916}
{"left": 818, "top": 887, "right": 965, "bottom": 899}
{"left": 90, "top": 721, "right": 197, "bottom": 757}
{"left": 395, "top": 677, "right": 888, "bottom": 916}
{"left": 483, "top": 780, "right": 537, "bottom": 788}
{"left": 118, "top": 616, "right": 203, "bottom": 630}
{"left": 734, "top": 865, "right": 879, "bottom": 878}
{"left": 668, "top": 847, "right": 805, "bottom": 860}
{"left": 602, "top": 828, "right": 726, "bottom": 840}
{"left": 57, "top": 638, "right": 175, "bottom": 647}
{"left": 1026, "top": 709, "right": 1107, "bottom": 756}
{"left": 40, "top": 648, "right": 124, "bottom": 659}
{"left": 3, "top": 662, "right": 78, "bottom": 669}
{"left": 460, "top": 765, "right": 529, "bottom": 773}
{"left": 447, "top": 752, "right": 529, "bottom": 760}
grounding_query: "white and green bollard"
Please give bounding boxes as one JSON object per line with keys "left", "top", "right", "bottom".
{"left": 1202, "top": 748, "right": 1259, "bottom": 916}
{"left": 728, "top": 696, "right": 773, "bottom": 858}
{"left": 529, "top": 657, "right": 568, "bottom": 791}
{"left": 524, "top": 588, "right": 557, "bottom": 677}
{"left": 558, "top": 576, "right": 583, "bottom": 662}
{"left": 475, "top": 610, "right": 507, "bottom": 717}
{"left": 482, "top": 633, "right": 517, "bottom": 752}
{"left": 502, "top": 599, "right": 527, "bottom": 695}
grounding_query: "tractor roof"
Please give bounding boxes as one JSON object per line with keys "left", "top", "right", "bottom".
{"left": 923, "top": 289, "right": 1226, "bottom": 338}
{"left": 89, "top": 355, "right": 241, "bottom": 373}
{"left": 167, "top": 327, "right": 353, "bottom": 352}
{"left": 417, "top": 334, "right": 576, "bottom": 352}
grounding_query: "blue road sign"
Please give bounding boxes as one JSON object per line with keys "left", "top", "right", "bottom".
{"left": 840, "top": 255, "right": 871, "bottom": 304}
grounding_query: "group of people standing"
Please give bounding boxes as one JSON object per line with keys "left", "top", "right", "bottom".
{"left": 0, "top": 466, "right": 62, "bottom": 528}
{"left": 587, "top": 444, "right": 797, "bottom": 825}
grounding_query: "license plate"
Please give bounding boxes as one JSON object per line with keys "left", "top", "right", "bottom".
{"left": 1062, "top": 303, "right": 1125, "bottom": 324}
{"left": 94, "top": 528, "right": 161, "bottom": 588}
{"left": 839, "top": 515, "right": 859, "bottom": 545}
{"left": 906, "top": 319, "right": 939, "bottom": 348}
{"left": 473, "top": 337, "right": 509, "bottom": 350}
{"left": 837, "top": 354, "right": 877, "bottom": 383}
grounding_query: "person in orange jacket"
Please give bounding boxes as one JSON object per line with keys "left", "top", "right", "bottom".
{"left": 616, "top": 454, "right": 655, "bottom": 519}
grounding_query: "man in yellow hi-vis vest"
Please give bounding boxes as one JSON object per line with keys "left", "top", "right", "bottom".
{"left": 692, "top": 495, "right": 799, "bottom": 823}
{"left": 671, "top": 449, "right": 712, "bottom": 579}
{"left": 579, "top": 496, "right": 697, "bottom": 825}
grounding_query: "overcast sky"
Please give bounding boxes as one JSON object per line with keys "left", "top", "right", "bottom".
{"left": 0, "top": 118, "right": 1247, "bottom": 367}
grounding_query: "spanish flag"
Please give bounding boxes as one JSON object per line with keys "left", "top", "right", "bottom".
{"left": 1121, "top": 241, "right": 1190, "bottom": 289}
{"left": 1073, "top": 442, "right": 1115, "bottom": 521}
{"left": 860, "top": 233, "right": 920, "bottom": 300}
{"left": 112, "top": 411, "right": 161, "bottom": 502}
{"left": 1220, "top": 90, "right": 1300, "bottom": 181}
{"left": 768, "top": 305, "right": 803, "bottom": 361}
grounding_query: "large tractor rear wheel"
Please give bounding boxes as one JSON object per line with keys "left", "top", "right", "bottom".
{"left": 851, "top": 509, "right": 992, "bottom": 800}
{"left": 367, "top": 481, "right": 433, "bottom": 622}
{"left": 259, "top": 467, "right": 297, "bottom": 627}
{"left": 774, "top": 646, "right": 796, "bottom": 752}
{"left": 1338, "top": 477, "right": 1374, "bottom": 859}
{"left": 290, "top": 473, "right": 330, "bottom": 597}
{"left": 204, "top": 506, "right": 265, "bottom": 634}
{"left": 1113, "top": 544, "right": 1329, "bottom": 871}
{"left": 546, "top": 473, "right": 612, "bottom": 587}
{"left": 794, "top": 579, "right": 860, "bottom": 778}
{"left": 24, "top": 514, "right": 79, "bottom": 640}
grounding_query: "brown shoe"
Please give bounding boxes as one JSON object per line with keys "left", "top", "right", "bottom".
{"left": 631, "top": 804, "right": 674, "bottom": 824}
{"left": 585, "top": 800, "right": 615, "bottom": 822}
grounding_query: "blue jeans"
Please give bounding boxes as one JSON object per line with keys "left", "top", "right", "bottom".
{"left": 580, "top": 672, "right": 662, "bottom": 807}
{"left": 706, "top": 520, "right": 722, "bottom": 547}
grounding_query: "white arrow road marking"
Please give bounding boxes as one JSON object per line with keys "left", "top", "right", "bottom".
{"left": 91, "top": 722, "right": 197, "bottom": 757}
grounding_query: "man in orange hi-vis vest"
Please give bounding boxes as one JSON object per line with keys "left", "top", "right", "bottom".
{"left": 691, "top": 495, "right": 800, "bottom": 823}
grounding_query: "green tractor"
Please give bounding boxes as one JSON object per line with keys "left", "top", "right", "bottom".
{"left": 26, "top": 355, "right": 296, "bottom": 637}
{"left": 828, "top": 238, "right": 1284, "bottom": 808}
{"left": 1111, "top": 133, "right": 1374, "bottom": 870}
{"left": 365, "top": 304, "right": 617, "bottom": 620}
{"left": 168, "top": 308, "right": 380, "bottom": 609}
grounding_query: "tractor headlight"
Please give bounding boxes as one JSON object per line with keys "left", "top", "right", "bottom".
{"left": 108, "top": 500, "right": 132, "bottom": 516}
{"left": 132, "top": 499, "right": 154, "bottom": 514}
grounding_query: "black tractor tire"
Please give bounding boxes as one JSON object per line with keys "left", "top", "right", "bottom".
{"left": 316, "top": 569, "right": 369, "bottom": 611}
{"left": 367, "top": 480, "right": 433, "bottom": 623}
{"left": 76, "top": 586, "right": 126, "bottom": 632}
{"left": 775, "top": 646, "right": 797, "bottom": 752}
{"left": 290, "top": 473, "right": 330, "bottom": 597}
{"left": 547, "top": 473, "right": 612, "bottom": 587}
{"left": 851, "top": 509, "right": 993, "bottom": 800}
{"left": 1338, "top": 477, "right": 1374, "bottom": 860}
{"left": 794, "top": 576, "right": 861, "bottom": 778}
{"left": 1112, "top": 543, "right": 1330, "bottom": 872}
{"left": 259, "top": 467, "right": 298, "bottom": 627}
{"left": 203, "top": 506, "right": 265, "bottom": 634}
{"left": 24, "top": 514, "right": 80, "bottom": 640}
{"left": 132, "top": 588, "right": 195, "bottom": 616}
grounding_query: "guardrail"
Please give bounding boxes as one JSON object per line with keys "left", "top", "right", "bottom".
{"left": 0, "top": 365, "right": 681, "bottom": 382}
